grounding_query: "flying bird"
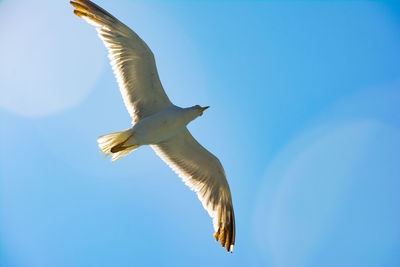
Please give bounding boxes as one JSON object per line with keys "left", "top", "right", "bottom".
{"left": 70, "top": 0, "right": 235, "bottom": 252}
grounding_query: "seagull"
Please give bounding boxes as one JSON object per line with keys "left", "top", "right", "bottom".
{"left": 70, "top": 0, "right": 235, "bottom": 252}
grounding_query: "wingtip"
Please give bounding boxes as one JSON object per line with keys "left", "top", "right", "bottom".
{"left": 214, "top": 231, "right": 219, "bottom": 242}
{"left": 70, "top": 1, "right": 88, "bottom": 18}
{"left": 70, "top": 1, "right": 85, "bottom": 10}
{"left": 214, "top": 230, "right": 234, "bottom": 253}
{"left": 73, "top": 9, "right": 84, "bottom": 18}
{"left": 70, "top": 1, "right": 78, "bottom": 8}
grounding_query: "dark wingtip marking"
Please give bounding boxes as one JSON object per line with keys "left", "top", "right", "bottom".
{"left": 73, "top": 9, "right": 85, "bottom": 18}
{"left": 214, "top": 228, "right": 234, "bottom": 253}
{"left": 70, "top": 1, "right": 85, "bottom": 11}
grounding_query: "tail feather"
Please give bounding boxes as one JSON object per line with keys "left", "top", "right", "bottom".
{"left": 109, "top": 145, "right": 138, "bottom": 162}
{"left": 97, "top": 129, "right": 139, "bottom": 162}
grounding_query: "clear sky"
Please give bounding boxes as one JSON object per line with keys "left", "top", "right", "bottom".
{"left": 1, "top": 0, "right": 399, "bottom": 266}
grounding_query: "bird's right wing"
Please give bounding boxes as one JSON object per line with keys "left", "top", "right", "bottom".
{"left": 70, "top": 0, "right": 172, "bottom": 123}
{"left": 151, "top": 129, "right": 235, "bottom": 252}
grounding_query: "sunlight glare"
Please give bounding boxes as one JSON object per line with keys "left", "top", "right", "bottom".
{"left": 0, "top": 0, "right": 105, "bottom": 117}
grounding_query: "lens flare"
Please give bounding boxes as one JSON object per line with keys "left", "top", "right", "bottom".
{"left": 0, "top": 0, "right": 105, "bottom": 117}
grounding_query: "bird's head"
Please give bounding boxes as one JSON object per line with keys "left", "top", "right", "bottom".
{"left": 194, "top": 105, "right": 210, "bottom": 116}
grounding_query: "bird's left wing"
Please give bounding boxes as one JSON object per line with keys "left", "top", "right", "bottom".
{"left": 70, "top": 0, "right": 172, "bottom": 123}
{"left": 151, "top": 129, "right": 235, "bottom": 252}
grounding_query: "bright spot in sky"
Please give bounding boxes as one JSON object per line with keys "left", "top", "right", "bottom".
{"left": 0, "top": 0, "right": 105, "bottom": 117}
{"left": 254, "top": 120, "right": 400, "bottom": 267}
{"left": 254, "top": 85, "right": 400, "bottom": 267}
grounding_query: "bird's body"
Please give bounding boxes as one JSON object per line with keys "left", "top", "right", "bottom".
{"left": 70, "top": 0, "right": 235, "bottom": 252}
{"left": 102, "top": 105, "right": 202, "bottom": 155}
{"left": 132, "top": 105, "right": 199, "bottom": 145}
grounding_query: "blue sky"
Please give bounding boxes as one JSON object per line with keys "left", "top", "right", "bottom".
{"left": 1, "top": 0, "right": 399, "bottom": 266}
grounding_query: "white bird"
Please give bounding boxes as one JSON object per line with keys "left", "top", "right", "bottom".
{"left": 70, "top": 0, "right": 235, "bottom": 252}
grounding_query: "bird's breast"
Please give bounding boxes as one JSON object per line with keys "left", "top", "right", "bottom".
{"left": 132, "top": 107, "right": 188, "bottom": 145}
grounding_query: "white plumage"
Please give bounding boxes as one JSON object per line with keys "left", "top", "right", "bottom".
{"left": 71, "top": 0, "right": 235, "bottom": 252}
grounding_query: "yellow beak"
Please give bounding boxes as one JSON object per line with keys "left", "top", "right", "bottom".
{"left": 200, "top": 106, "right": 210, "bottom": 112}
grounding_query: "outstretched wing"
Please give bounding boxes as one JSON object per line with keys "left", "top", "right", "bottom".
{"left": 152, "top": 129, "right": 235, "bottom": 252}
{"left": 70, "top": 0, "right": 172, "bottom": 123}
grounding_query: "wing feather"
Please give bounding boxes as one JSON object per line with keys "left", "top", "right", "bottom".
{"left": 152, "top": 129, "right": 236, "bottom": 252}
{"left": 70, "top": 0, "right": 172, "bottom": 122}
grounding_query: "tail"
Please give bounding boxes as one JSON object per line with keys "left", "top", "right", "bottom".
{"left": 97, "top": 129, "right": 139, "bottom": 162}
